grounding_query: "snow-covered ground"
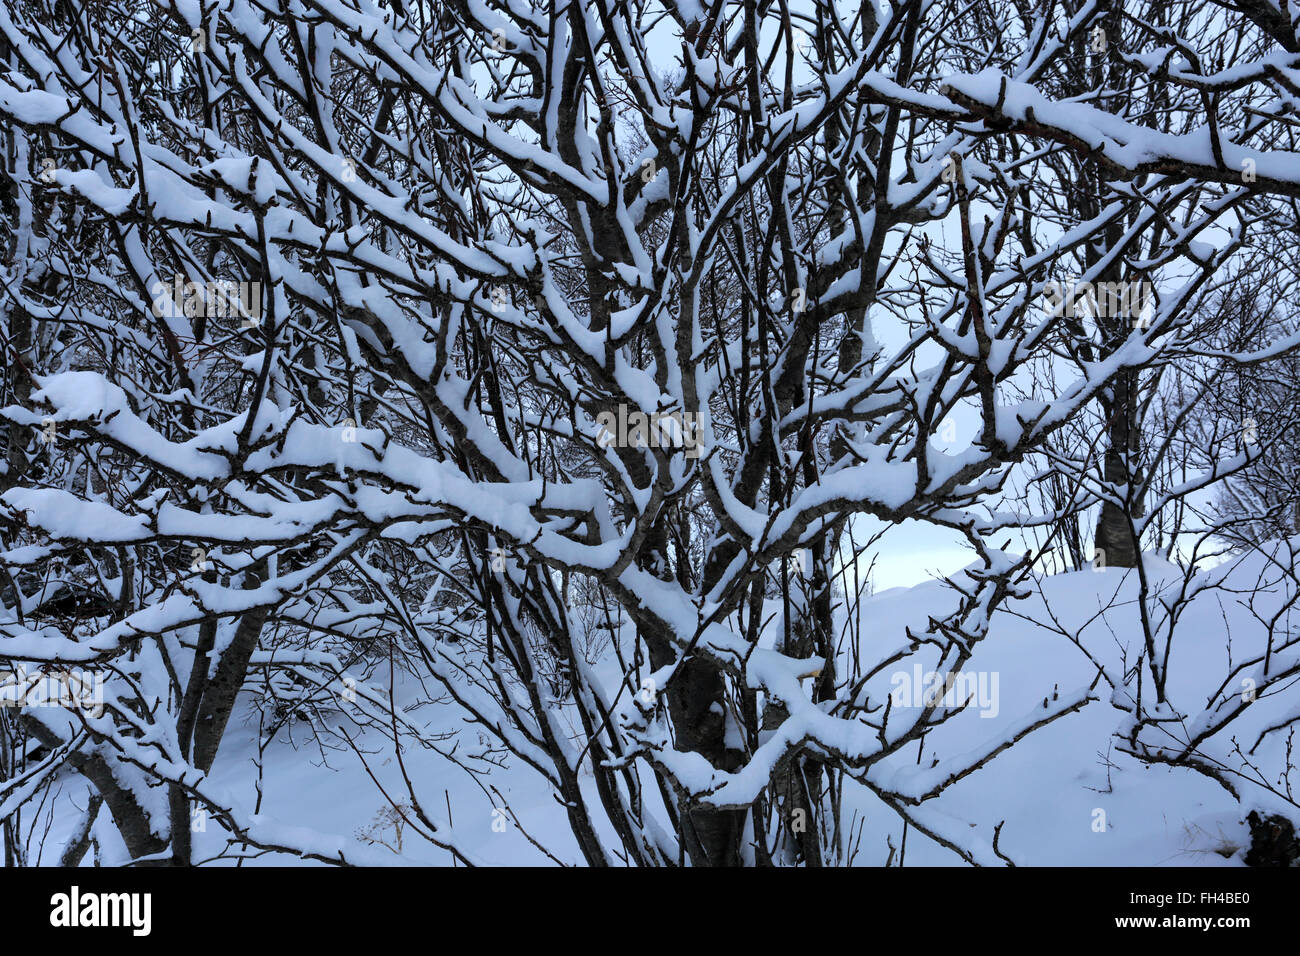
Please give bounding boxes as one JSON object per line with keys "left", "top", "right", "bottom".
{"left": 37, "top": 545, "right": 1296, "bottom": 867}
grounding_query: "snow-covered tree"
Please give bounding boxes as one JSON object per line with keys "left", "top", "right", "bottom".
{"left": 2, "top": 0, "right": 1300, "bottom": 866}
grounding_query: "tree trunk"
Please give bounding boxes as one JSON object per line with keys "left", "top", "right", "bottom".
{"left": 1094, "top": 367, "right": 1143, "bottom": 568}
